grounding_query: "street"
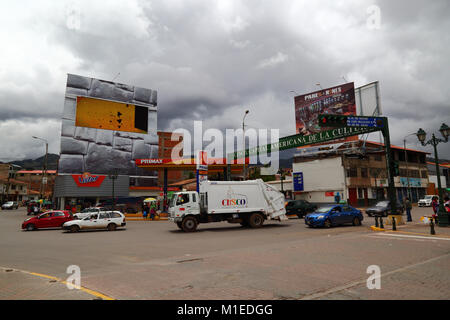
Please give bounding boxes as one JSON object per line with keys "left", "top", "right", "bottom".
{"left": 0, "top": 207, "right": 449, "bottom": 300}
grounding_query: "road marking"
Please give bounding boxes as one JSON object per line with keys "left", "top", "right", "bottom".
{"left": 373, "top": 233, "right": 450, "bottom": 241}
{"left": 300, "top": 252, "right": 450, "bottom": 300}
{"left": 1, "top": 267, "right": 115, "bottom": 300}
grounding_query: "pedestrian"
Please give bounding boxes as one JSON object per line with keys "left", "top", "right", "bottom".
{"left": 150, "top": 206, "right": 156, "bottom": 220}
{"left": 444, "top": 196, "right": 450, "bottom": 213}
{"left": 404, "top": 197, "right": 413, "bottom": 222}
{"left": 334, "top": 192, "right": 341, "bottom": 204}
{"left": 33, "top": 205, "right": 39, "bottom": 215}
{"left": 431, "top": 196, "right": 439, "bottom": 223}
{"left": 143, "top": 205, "right": 148, "bottom": 219}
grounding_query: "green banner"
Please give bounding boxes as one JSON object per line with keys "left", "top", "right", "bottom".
{"left": 228, "top": 126, "right": 380, "bottom": 161}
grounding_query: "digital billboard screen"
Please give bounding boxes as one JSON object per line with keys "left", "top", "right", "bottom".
{"left": 294, "top": 82, "right": 357, "bottom": 147}
{"left": 58, "top": 74, "right": 158, "bottom": 176}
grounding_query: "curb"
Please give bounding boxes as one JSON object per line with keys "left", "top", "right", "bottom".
{"left": 1, "top": 267, "right": 115, "bottom": 300}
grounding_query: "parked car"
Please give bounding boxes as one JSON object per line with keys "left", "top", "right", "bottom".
{"left": 418, "top": 195, "right": 438, "bottom": 207}
{"left": 285, "top": 200, "right": 317, "bottom": 218}
{"left": 63, "top": 211, "right": 126, "bottom": 233}
{"left": 2, "top": 201, "right": 19, "bottom": 210}
{"left": 304, "top": 204, "right": 363, "bottom": 228}
{"left": 22, "top": 211, "right": 73, "bottom": 231}
{"left": 73, "top": 207, "right": 108, "bottom": 220}
{"left": 365, "top": 200, "right": 404, "bottom": 217}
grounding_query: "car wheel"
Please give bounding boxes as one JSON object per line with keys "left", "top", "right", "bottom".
{"left": 181, "top": 216, "right": 198, "bottom": 232}
{"left": 324, "top": 219, "right": 332, "bottom": 228}
{"left": 107, "top": 223, "right": 117, "bottom": 231}
{"left": 70, "top": 225, "right": 80, "bottom": 233}
{"left": 248, "top": 213, "right": 264, "bottom": 228}
{"left": 352, "top": 217, "right": 361, "bottom": 226}
{"left": 26, "top": 224, "right": 35, "bottom": 231}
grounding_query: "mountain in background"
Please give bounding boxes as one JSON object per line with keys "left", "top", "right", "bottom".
{"left": 1, "top": 154, "right": 60, "bottom": 170}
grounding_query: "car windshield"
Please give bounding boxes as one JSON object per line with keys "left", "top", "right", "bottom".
{"left": 6, "top": 202, "right": 13, "bottom": 205}
{"left": 375, "top": 201, "right": 389, "bottom": 207}
{"left": 315, "top": 206, "right": 334, "bottom": 213}
{"left": 424, "top": 195, "right": 434, "bottom": 199}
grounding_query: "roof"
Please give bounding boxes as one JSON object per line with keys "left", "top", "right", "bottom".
{"left": 364, "top": 141, "right": 430, "bottom": 154}
{"left": 0, "top": 178, "right": 28, "bottom": 185}
{"left": 427, "top": 162, "right": 450, "bottom": 169}
{"left": 168, "top": 178, "right": 197, "bottom": 187}
{"left": 17, "top": 170, "right": 57, "bottom": 174}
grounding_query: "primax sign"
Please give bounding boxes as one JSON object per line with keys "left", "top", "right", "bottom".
{"left": 229, "top": 126, "right": 379, "bottom": 161}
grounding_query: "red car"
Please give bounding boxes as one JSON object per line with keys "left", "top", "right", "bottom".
{"left": 22, "top": 211, "right": 73, "bottom": 231}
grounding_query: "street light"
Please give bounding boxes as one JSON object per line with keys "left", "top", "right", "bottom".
{"left": 416, "top": 123, "right": 449, "bottom": 226}
{"left": 242, "top": 110, "right": 249, "bottom": 180}
{"left": 403, "top": 133, "right": 417, "bottom": 201}
{"left": 278, "top": 168, "right": 285, "bottom": 194}
{"left": 108, "top": 169, "right": 119, "bottom": 211}
{"left": 32, "top": 136, "right": 48, "bottom": 199}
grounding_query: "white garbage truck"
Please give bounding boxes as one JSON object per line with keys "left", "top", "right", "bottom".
{"left": 168, "top": 179, "right": 287, "bottom": 232}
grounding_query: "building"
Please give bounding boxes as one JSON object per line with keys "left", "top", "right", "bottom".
{"left": 16, "top": 170, "right": 57, "bottom": 199}
{"left": 292, "top": 140, "right": 430, "bottom": 206}
{"left": 426, "top": 161, "right": 450, "bottom": 197}
{"left": 0, "top": 178, "right": 30, "bottom": 202}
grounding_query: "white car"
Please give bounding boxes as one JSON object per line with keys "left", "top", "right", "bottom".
{"left": 73, "top": 207, "right": 108, "bottom": 220}
{"left": 63, "top": 211, "right": 126, "bottom": 232}
{"left": 418, "top": 195, "right": 438, "bottom": 207}
{"left": 2, "top": 201, "right": 18, "bottom": 210}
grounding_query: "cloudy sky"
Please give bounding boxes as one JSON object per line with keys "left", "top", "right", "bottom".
{"left": 0, "top": 0, "right": 449, "bottom": 161}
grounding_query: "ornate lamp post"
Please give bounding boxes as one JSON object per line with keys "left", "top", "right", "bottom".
{"left": 416, "top": 123, "right": 450, "bottom": 226}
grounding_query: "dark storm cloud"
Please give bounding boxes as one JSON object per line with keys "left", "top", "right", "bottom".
{"left": 0, "top": 0, "right": 449, "bottom": 161}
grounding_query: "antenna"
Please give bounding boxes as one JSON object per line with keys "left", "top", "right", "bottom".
{"left": 342, "top": 76, "right": 348, "bottom": 83}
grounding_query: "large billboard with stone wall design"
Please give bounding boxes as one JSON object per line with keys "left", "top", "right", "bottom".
{"left": 58, "top": 74, "right": 158, "bottom": 176}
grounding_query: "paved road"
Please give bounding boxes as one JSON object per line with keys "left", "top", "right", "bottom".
{"left": 0, "top": 206, "right": 448, "bottom": 299}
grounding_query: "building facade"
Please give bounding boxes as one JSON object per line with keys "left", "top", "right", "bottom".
{"left": 292, "top": 141, "right": 429, "bottom": 206}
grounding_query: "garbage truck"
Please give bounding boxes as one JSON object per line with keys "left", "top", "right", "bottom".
{"left": 168, "top": 179, "right": 287, "bottom": 232}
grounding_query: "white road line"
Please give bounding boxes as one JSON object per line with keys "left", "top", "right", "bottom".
{"left": 373, "top": 233, "right": 450, "bottom": 241}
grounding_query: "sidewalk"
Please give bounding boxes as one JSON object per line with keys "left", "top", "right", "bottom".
{"left": 0, "top": 267, "right": 114, "bottom": 300}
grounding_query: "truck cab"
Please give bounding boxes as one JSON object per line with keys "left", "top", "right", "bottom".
{"left": 169, "top": 191, "right": 201, "bottom": 219}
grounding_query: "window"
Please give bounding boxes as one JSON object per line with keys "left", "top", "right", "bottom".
{"left": 347, "top": 168, "right": 358, "bottom": 177}
{"left": 360, "top": 168, "right": 368, "bottom": 178}
{"left": 53, "top": 212, "right": 65, "bottom": 217}
{"left": 176, "top": 194, "right": 190, "bottom": 205}
{"left": 358, "top": 188, "right": 364, "bottom": 199}
{"left": 99, "top": 212, "right": 110, "bottom": 219}
{"left": 192, "top": 193, "right": 196, "bottom": 203}
{"left": 421, "top": 170, "right": 428, "bottom": 178}
{"left": 372, "top": 154, "right": 382, "bottom": 161}
{"left": 11, "top": 185, "right": 16, "bottom": 190}
{"left": 410, "top": 170, "right": 420, "bottom": 178}
{"left": 110, "top": 212, "right": 122, "bottom": 218}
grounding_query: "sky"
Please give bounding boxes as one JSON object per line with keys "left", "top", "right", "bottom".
{"left": 0, "top": 0, "right": 449, "bottom": 161}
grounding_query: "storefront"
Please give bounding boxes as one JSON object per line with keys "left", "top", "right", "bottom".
{"left": 53, "top": 173, "right": 130, "bottom": 211}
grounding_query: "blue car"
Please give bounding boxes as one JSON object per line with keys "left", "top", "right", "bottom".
{"left": 304, "top": 204, "right": 363, "bottom": 228}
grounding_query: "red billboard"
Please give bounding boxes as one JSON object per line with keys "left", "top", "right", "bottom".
{"left": 294, "top": 82, "right": 357, "bottom": 146}
{"left": 72, "top": 173, "right": 106, "bottom": 187}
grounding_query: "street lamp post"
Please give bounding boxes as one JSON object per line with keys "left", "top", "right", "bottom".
{"left": 416, "top": 123, "right": 450, "bottom": 227}
{"left": 108, "top": 169, "right": 119, "bottom": 211}
{"left": 403, "top": 133, "right": 417, "bottom": 201}
{"left": 32, "top": 136, "right": 48, "bottom": 199}
{"left": 242, "top": 110, "right": 249, "bottom": 180}
{"left": 278, "top": 168, "right": 285, "bottom": 194}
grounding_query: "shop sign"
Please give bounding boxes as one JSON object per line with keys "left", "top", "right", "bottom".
{"left": 72, "top": 172, "right": 106, "bottom": 187}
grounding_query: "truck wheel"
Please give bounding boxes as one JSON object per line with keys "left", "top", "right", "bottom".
{"left": 248, "top": 213, "right": 264, "bottom": 228}
{"left": 182, "top": 216, "right": 198, "bottom": 232}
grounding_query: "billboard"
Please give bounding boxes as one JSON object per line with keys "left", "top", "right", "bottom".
{"left": 355, "top": 81, "right": 381, "bottom": 116}
{"left": 294, "top": 82, "right": 357, "bottom": 148}
{"left": 59, "top": 74, "right": 158, "bottom": 176}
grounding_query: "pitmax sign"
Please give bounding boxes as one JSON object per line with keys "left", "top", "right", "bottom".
{"left": 72, "top": 172, "right": 106, "bottom": 187}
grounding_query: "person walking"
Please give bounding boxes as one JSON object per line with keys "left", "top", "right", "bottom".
{"left": 150, "top": 205, "right": 156, "bottom": 220}
{"left": 404, "top": 197, "right": 413, "bottom": 222}
{"left": 334, "top": 192, "right": 341, "bottom": 204}
{"left": 431, "top": 196, "right": 439, "bottom": 224}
